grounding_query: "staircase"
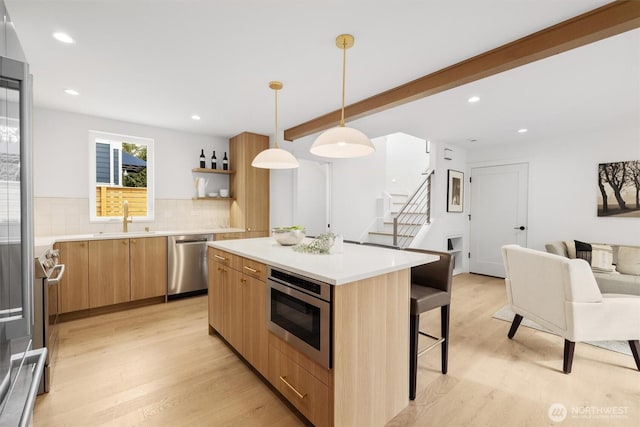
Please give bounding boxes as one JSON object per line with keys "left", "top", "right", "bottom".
{"left": 366, "top": 170, "right": 433, "bottom": 248}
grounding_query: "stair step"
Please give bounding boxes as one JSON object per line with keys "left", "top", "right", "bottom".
{"left": 368, "top": 231, "right": 415, "bottom": 237}
{"left": 391, "top": 211, "right": 428, "bottom": 216}
{"left": 384, "top": 221, "right": 424, "bottom": 226}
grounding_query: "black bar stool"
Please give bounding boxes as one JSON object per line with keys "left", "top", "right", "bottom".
{"left": 405, "top": 249, "right": 454, "bottom": 400}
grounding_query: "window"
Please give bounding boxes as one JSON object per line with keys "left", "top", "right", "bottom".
{"left": 89, "top": 130, "right": 154, "bottom": 222}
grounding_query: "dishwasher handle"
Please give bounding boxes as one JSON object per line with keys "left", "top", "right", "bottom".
{"left": 175, "top": 238, "right": 209, "bottom": 245}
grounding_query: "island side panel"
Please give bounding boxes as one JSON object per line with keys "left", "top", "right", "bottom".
{"left": 332, "top": 269, "right": 410, "bottom": 427}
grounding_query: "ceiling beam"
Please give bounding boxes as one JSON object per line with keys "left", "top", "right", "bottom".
{"left": 284, "top": 0, "right": 640, "bottom": 141}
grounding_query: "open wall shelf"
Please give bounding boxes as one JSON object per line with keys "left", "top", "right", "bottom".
{"left": 446, "top": 235, "right": 464, "bottom": 275}
{"left": 192, "top": 168, "right": 234, "bottom": 175}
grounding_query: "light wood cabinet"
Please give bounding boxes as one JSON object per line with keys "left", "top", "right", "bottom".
{"left": 229, "top": 132, "right": 270, "bottom": 235}
{"left": 55, "top": 241, "right": 89, "bottom": 313}
{"left": 269, "top": 336, "right": 330, "bottom": 427}
{"left": 207, "top": 249, "right": 269, "bottom": 376}
{"left": 223, "top": 268, "right": 244, "bottom": 352}
{"left": 88, "top": 239, "right": 130, "bottom": 308}
{"left": 207, "top": 250, "right": 222, "bottom": 331}
{"left": 130, "top": 236, "right": 167, "bottom": 300}
{"left": 243, "top": 275, "right": 268, "bottom": 377}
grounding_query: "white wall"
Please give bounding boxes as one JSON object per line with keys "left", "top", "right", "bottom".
{"left": 32, "top": 107, "right": 232, "bottom": 235}
{"left": 33, "top": 107, "right": 228, "bottom": 199}
{"left": 412, "top": 142, "right": 469, "bottom": 272}
{"left": 270, "top": 135, "right": 387, "bottom": 241}
{"left": 385, "top": 132, "right": 429, "bottom": 194}
{"left": 467, "top": 124, "right": 640, "bottom": 250}
{"left": 330, "top": 138, "right": 387, "bottom": 240}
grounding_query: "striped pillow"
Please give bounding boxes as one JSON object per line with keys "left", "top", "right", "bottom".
{"left": 590, "top": 244, "right": 616, "bottom": 273}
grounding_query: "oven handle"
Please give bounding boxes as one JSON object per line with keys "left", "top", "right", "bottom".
{"left": 268, "top": 279, "right": 330, "bottom": 308}
{"left": 47, "top": 264, "right": 65, "bottom": 285}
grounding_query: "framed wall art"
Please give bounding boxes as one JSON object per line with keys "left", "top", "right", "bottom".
{"left": 598, "top": 160, "right": 640, "bottom": 218}
{"left": 447, "top": 169, "right": 464, "bottom": 213}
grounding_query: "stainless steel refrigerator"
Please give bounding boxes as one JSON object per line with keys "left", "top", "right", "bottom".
{"left": 0, "top": 5, "right": 46, "bottom": 426}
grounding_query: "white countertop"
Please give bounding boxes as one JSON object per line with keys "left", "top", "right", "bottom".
{"left": 209, "top": 237, "right": 438, "bottom": 285}
{"left": 34, "top": 228, "right": 244, "bottom": 257}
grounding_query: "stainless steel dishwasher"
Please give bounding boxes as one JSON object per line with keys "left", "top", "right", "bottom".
{"left": 167, "top": 234, "right": 214, "bottom": 298}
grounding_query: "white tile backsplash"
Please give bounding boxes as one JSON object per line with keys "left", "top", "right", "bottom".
{"left": 35, "top": 197, "right": 230, "bottom": 236}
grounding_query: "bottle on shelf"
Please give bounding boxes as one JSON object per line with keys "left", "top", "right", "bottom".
{"left": 222, "top": 152, "right": 229, "bottom": 171}
{"left": 211, "top": 150, "right": 217, "bottom": 169}
{"left": 199, "top": 149, "right": 206, "bottom": 168}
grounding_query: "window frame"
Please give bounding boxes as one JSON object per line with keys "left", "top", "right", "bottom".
{"left": 88, "top": 130, "right": 155, "bottom": 223}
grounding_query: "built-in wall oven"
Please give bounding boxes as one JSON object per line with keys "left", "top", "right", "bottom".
{"left": 267, "top": 267, "right": 332, "bottom": 369}
{"left": 33, "top": 247, "right": 64, "bottom": 394}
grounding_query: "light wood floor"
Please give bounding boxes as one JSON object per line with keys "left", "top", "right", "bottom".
{"left": 34, "top": 274, "right": 639, "bottom": 427}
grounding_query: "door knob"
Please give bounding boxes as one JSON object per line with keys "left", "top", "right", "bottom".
{"left": 513, "top": 226, "right": 526, "bottom": 230}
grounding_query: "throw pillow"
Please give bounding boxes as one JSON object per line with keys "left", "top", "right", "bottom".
{"left": 590, "top": 244, "right": 616, "bottom": 273}
{"left": 563, "top": 240, "right": 577, "bottom": 258}
{"left": 616, "top": 246, "right": 640, "bottom": 275}
{"left": 574, "top": 240, "right": 592, "bottom": 264}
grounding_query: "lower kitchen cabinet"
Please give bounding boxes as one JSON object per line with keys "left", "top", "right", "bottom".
{"left": 222, "top": 267, "right": 244, "bottom": 352}
{"left": 55, "top": 241, "right": 89, "bottom": 313}
{"left": 88, "top": 239, "right": 130, "bottom": 308}
{"left": 242, "top": 275, "right": 268, "bottom": 377}
{"left": 55, "top": 236, "right": 168, "bottom": 313}
{"left": 269, "top": 339, "right": 330, "bottom": 427}
{"left": 207, "top": 249, "right": 268, "bottom": 377}
{"left": 207, "top": 255, "right": 221, "bottom": 331}
{"left": 130, "top": 237, "right": 167, "bottom": 299}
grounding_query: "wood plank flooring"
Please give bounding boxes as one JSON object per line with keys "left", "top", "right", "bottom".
{"left": 34, "top": 274, "right": 639, "bottom": 426}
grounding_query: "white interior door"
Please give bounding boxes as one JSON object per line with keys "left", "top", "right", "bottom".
{"left": 294, "top": 159, "right": 330, "bottom": 237}
{"left": 469, "top": 163, "right": 528, "bottom": 277}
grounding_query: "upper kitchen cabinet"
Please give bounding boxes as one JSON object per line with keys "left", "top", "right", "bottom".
{"left": 229, "top": 132, "right": 269, "bottom": 237}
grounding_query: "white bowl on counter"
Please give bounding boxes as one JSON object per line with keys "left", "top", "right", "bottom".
{"left": 208, "top": 192, "right": 219, "bottom": 198}
{"left": 272, "top": 227, "right": 306, "bottom": 246}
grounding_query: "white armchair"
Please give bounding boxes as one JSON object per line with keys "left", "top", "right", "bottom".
{"left": 501, "top": 244, "right": 640, "bottom": 373}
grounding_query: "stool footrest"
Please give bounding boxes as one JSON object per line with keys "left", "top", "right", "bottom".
{"left": 417, "top": 331, "right": 445, "bottom": 357}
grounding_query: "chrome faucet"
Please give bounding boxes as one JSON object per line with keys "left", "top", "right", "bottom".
{"left": 123, "top": 200, "right": 132, "bottom": 232}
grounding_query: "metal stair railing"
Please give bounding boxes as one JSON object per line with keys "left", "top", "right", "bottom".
{"left": 393, "top": 169, "right": 433, "bottom": 248}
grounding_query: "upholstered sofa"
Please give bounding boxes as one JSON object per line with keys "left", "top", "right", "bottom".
{"left": 545, "top": 241, "right": 640, "bottom": 296}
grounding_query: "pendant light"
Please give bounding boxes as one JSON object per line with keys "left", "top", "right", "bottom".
{"left": 310, "top": 34, "right": 375, "bottom": 158}
{"left": 252, "top": 81, "right": 299, "bottom": 169}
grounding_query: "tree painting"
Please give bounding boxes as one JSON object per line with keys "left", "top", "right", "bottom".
{"left": 597, "top": 160, "right": 640, "bottom": 218}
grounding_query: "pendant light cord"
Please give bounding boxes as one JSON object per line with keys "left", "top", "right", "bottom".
{"left": 274, "top": 87, "right": 279, "bottom": 148}
{"left": 340, "top": 38, "right": 347, "bottom": 127}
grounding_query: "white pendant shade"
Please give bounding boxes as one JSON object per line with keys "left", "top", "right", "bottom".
{"left": 310, "top": 126, "right": 375, "bottom": 158}
{"left": 251, "top": 147, "right": 299, "bottom": 169}
{"left": 310, "top": 34, "right": 374, "bottom": 159}
{"left": 251, "top": 80, "right": 299, "bottom": 169}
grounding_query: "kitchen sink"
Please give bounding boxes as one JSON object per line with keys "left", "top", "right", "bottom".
{"left": 92, "top": 231, "right": 158, "bottom": 237}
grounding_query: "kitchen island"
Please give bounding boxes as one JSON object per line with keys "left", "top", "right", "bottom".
{"left": 208, "top": 237, "right": 437, "bottom": 427}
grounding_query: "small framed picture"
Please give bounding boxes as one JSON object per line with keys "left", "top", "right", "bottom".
{"left": 447, "top": 169, "right": 464, "bottom": 213}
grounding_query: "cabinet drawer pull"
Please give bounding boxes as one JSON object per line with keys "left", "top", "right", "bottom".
{"left": 279, "top": 376, "right": 307, "bottom": 399}
{"left": 214, "top": 254, "right": 227, "bottom": 261}
{"left": 217, "top": 267, "right": 227, "bottom": 273}
{"left": 240, "top": 278, "right": 246, "bottom": 284}
{"left": 243, "top": 266, "right": 259, "bottom": 273}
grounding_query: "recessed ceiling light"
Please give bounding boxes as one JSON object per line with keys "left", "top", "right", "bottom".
{"left": 64, "top": 89, "right": 79, "bottom": 96}
{"left": 468, "top": 96, "right": 480, "bottom": 103}
{"left": 53, "top": 32, "right": 75, "bottom": 44}
{"left": 517, "top": 128, "right": 528, "bottom": 133}
{"left": 468, "top": 138, "right": 478, "bottom": 142}
{"left": 191, "top": 115, "right": 201, "bottom": 120}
